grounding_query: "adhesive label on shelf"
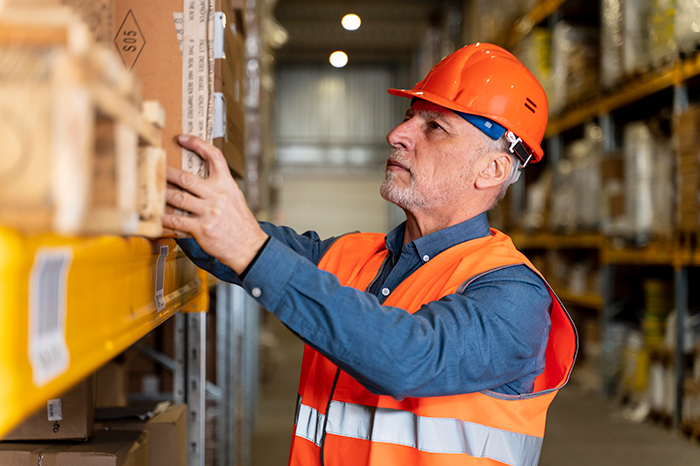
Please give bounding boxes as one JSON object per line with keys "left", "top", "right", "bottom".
{"left": 155, "top": 245, "right": 168, "bottom": 311}
{"left": 47, "top": 399, "right": 62, "bottom": 421}
{"left": 28, "top": 248, "right": 72, "bottom": 387}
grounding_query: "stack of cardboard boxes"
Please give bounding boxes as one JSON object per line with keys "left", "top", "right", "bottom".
{"left": 0, "top": 374, "right": 188, "bottom": 466}
{"left": 676, "top": 106, "right": 700, "bottom": 232}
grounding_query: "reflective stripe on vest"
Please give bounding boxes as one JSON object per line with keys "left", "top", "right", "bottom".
{"left": 295, "top": 400, "right": 543, "bottom": 466}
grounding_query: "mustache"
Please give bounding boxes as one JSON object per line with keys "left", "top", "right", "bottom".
{"left": 386, "top": 149, "right": 412, "bottom": 173}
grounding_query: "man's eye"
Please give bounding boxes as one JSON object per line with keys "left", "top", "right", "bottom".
{"left": 428, "top": 121, "right": 443, "bottom": 131}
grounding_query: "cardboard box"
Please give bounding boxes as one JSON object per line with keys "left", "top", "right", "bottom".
{"left": 113, "top": 0, "right": 245, "bottom": 177}
{"left": 2, "top": 376, "right": 95, "bottom": 441}
{"left": 0, "top": 430, "right": 148, "bottom": 466}
{"left": 96, "top": 404, "right": 187, "bottom": 466}
{"left": 96, "top": 361, "right": 129, "bottom": 408}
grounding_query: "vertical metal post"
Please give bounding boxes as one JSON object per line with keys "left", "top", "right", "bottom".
{"left": 674, "top": 83, "right": 690, "bottom": 114}
{"left": 216, "top": 283, "right": 231, "bottom": 466}
{"left": 600, "top": 113, "right": 615, "bottom": 155}
{"left": 674, "top": 267, "right": 688, "bottom": 432}
{"left": 231, "top": 285, "right": 247, "bottom": 466}
{"left": 188, "top": 312, "right": 207, "bottom": 466}
{"left": 601, "top": 264, "right": 616, "bottom": 398}
{"left": 174, "top": 313, "right": 187, "bottom": 405}
{"left": 241, "top": 295, "right": 261, "bottom": 466}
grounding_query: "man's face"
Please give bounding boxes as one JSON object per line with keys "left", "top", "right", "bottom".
{"left": 380, "top": 100, "right": 488, "bottom": 211}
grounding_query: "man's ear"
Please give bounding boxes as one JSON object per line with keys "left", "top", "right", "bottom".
{"left": 475, "top": 153, "right": 512, "bottom": 190}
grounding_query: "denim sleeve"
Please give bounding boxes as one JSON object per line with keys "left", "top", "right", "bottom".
{"left": 243, "top": 238, "right": 552, "bottom": 398}
{"left": 175, "top": 221, "right": 341, "bottom": 284}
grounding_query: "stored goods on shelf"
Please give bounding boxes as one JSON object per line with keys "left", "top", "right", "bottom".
{"left": 0, "top": 430, "right": 148, "bottom": 466}
{"left": 649, "top": 0, "right": 677, "bottom": 67}
{"left": 550, "top": 21, "right": 600, "bottom": 115}
{"left": 96, "top": 403, "right": 188, "bottom": 466}
{"left": 676, "top": 106, "right": 700, "bottom": 231}
{"left": 622, "top": 121, "right": 673, "bottom": 238}
{"left": 112, "top": 0, "right": 246, "bottom": 180}
{"left": 0, "top": 8, "right": 165, "bottom": 236}
{"left": 674, "top": 0, "right": 700, "bottom": 53}
{"left": 601, "top": 0, "right": 652, "bottom": 89}
{"left": 1, "top": 375, "right": 95, "bottom": 441}
{"left": 601, "top": 155, "right": 626, "bottom": 235}
{"left": 513, "top": 28, "right": 552, "bottom": 98}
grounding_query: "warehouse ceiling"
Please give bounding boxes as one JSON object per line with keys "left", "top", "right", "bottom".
{"left": 273, "top": 0, "right": 441, "bottom": 63}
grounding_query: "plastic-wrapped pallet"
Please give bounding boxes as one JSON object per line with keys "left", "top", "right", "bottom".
{"left": 649, "top": 0, "right": 677, "bottom": 67}
{"left": 623, "top": 0, "right": 652, "bottom": 75}
{"left": 623, "top": 121, "right": 674, "bottom": 238}
{"left": 601, "top": 0, "right": 652, "bottom": 89}
{"left": 550, "top": 21, "right": 600, "bottom": 115}
{"left": 571, "top": 124, "right": 604, "bottom": 231}
{"left": 675, "top": 0, "right": 700, "bottom": 53}
{"left": 601, "top": 0, "right": 625, "bottom": 89}
{"left": 514, "top": 28, "right": 553, "bottom": 100}
{"left": 549, "top": 159, "right": 576, "bottom": 233}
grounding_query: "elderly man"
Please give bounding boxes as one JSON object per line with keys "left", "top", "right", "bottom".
{"left": 166, "top": 43, "right": 577, "bottom": 466}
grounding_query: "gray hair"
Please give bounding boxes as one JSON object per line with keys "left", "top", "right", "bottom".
{"left": 475, "top": 131, "right": 523, "bottom": 208}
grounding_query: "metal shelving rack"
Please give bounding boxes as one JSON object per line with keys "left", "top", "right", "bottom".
{"left": 0, "top": 230, "right": 208, "bottom": 438}
{"left": 502, "top": 0, "right": 700, "bottom": 434}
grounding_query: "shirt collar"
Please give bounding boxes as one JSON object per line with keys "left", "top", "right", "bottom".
{"left": 384, "top": 212, "right": 492, "bottom": 262}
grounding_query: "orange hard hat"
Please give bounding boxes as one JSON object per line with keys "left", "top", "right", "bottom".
{"left": 388, "top": 42, "right": 549, "bottom": 163}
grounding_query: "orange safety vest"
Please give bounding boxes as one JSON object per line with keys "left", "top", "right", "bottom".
{"left": 289, "top": 229, "right": 578, "bottom": 466}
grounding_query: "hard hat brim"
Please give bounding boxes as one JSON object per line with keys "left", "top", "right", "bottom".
{"left": 387, "top": 87, "right": 544, "bottom": 162}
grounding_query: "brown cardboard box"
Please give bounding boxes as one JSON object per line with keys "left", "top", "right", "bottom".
{"left": 1, "top": 376, "right": 96, "bottom": 441}
{"left": 113, "top": 0, "right": 245, "bottom": 177}
{"left": 96, "top": 404, "right": 187, "bottom": 466}
{"left": 0, "top": 430, "right": 148, "bottom": 466}
{"left": 96, "top": 361, "right": 129, "bottom": 408}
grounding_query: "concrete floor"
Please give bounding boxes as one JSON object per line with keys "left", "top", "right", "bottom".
{"left": 252, "top": 319, "right": 700, "bottom": 465}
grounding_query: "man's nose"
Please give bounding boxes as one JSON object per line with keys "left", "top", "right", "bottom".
{"left": 386, "top": 119, "right": 415, "bottom": 152}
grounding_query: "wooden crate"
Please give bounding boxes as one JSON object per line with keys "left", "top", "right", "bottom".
{"left": 0, "top": 7, "right": 165, "bottom": 236}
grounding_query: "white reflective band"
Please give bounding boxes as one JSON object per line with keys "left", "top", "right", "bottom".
{"left": 295, "top": 400, "right": 326, "bottom": 447}
{"left": 295, "top": 400, "right": 543, "bottom": 466}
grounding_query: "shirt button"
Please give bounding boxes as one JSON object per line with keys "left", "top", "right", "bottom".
{"left": 422, "top": 255, "right": 430, "bottom": 262}
{"left": 381, "top": 288, "right": 390, "bottom": 296}
{"left": 251, "top": 287, "right": 262, "bottom": 298}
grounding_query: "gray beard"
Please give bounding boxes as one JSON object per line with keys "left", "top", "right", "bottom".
{"left": 379, "top": 152, "right": 454, "bottom": 211}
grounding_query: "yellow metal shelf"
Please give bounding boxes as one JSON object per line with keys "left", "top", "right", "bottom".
{"left": 510, "top": 232, "right": 603, "bottom": 250}
{"left": 544, "top": 52, "right": 700, "bottom": 137}
{"left": 601, "top": 240, "right": 676, "bottom": 266}
{"left": 0, "top": 228, "right": 208, "bottom": 437}
{"left": 555, "top": 289, "right": 603, "bottom": 310}
{"left": 506, "top": 0, "right": 567, "bottom": 48}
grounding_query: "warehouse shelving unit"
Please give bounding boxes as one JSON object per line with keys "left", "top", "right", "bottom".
{"left": 0, "top": 230, "right": 208, "bottom": 438}
{"left": 497, "top": 0, "right": 700, "bottom": 435}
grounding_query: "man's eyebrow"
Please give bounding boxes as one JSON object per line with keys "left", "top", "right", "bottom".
{"left": 417, "top": 109, "right": 453, "bottom": 126}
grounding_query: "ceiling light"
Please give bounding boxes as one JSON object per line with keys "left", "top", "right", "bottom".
{"left": 329, "top": 51, "right": 348, "bottom": 68}
{"left": 341, "top": 14, "right": 361, "bottom": 31}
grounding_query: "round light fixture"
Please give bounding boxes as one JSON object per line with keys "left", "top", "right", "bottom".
{"left": 341, "top": 14, "right": 361, "bottom": 31}
{"left": 329, "top": 51, "right": 348, "bottom": 68}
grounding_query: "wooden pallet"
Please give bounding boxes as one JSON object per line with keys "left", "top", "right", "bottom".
{"left": 0, "top": 7, "right": 165, "bottom": 237}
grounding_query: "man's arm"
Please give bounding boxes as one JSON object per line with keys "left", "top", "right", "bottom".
{"left": 177, "top": 222, "right": 341, "bottom": 284}
{"left": 242, "top": 237, "right": 551, "bottom": 398}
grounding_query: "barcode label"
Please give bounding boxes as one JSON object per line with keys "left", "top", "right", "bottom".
{"left": 155, "top": 245, "right": 168, "bottom": 311}
{"left": 28, "top": 249, "right": 72, "bottom": 387}
{"left": 47, "top": 398, "right": 62, "bottom": 421}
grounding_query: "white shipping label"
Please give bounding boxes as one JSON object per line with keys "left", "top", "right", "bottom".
{"left": 213, "top": 92, "right": 226, "bottom": 139}
{"left": 29, "top": 248, "right": 72, "bottom": 387}
{"left": 155, "top": 245, "right": 168, "bottom": 311}
{"left": 47, "top": 398, "right": 63, "bottom": 421}
{"left": 181, "top": 0, "right": 214, "bottom": 178}
{"left": 214, "top": 12, "right": 225, "bottom": 59}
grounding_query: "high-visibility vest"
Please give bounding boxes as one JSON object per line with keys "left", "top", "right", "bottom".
{"left": 289, "top": 229, "right": 578, "bottom": 466}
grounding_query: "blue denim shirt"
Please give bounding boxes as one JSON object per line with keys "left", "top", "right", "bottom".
{"left": 177, "top": 212, "right": 551, "bottom": 398}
